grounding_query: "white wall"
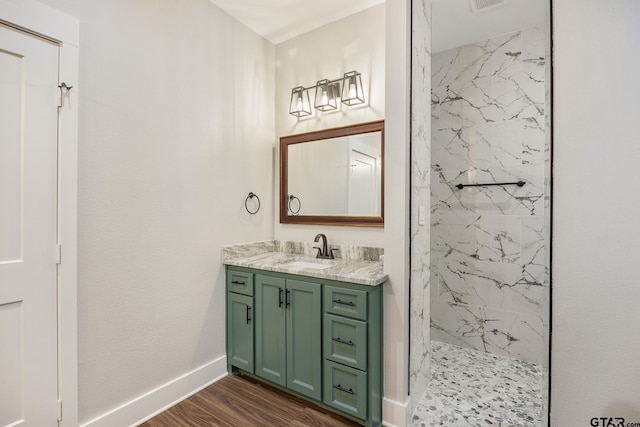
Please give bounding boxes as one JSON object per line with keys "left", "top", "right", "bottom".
{"left": 384, "top": 0, "right": 413, "bottom": 424}
{"left": 274, "top": 4, "right": 386, "bottom": 248}
{"left": 552, "top": 0, "right": 640, "bottom": 424}
{"left": 34, "top": 0, "right": 275, "bottom": 424}
{"left": 274, "top": 8, "right": 415, "bottom": 425}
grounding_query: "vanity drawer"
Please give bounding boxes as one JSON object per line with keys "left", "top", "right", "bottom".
{"left": 323, "top": 360, "right": 367, "bottom": 420}
{"left": 324, "top": 314, "right": 367, "bottom": 370}
{"left": 227, "top": 269, "right": 254, "bottom": 296}
{"left": 324, "top": 286, "right": 367, "bottom": 320}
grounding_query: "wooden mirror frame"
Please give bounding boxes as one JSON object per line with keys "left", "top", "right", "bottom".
{"left": 280, "top": 120, "right": 384, "bottom": 227}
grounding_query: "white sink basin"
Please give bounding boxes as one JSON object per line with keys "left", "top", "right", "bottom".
{"left": 286, "top": 260, "right": 333, "bottom": 270}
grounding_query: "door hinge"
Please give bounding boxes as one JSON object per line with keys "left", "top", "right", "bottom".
{"left": 56, "top": 244, "right": 62, "bottom": 265}
{"left": 57, "top": 83, "right": 73, "bottom": 108}
{"left": 57, "top": 399, "right": 62, "bottom": 422}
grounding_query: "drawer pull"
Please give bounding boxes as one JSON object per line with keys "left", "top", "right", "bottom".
{"left": 333, "top": 299, "right": 355, "bottom": 307}
{"left": 278, "top": 288, "right": 283, "bottom": 308}
{"left": 246, "top": 306, "right": 251, "bottom": 324}
{"left": 286, "top": 289, "right": 291, "bottom": 308}
{"left": 231, "top": 280, "right": 246, "bottom": 285}
{"left": 332, "top": 337, "right": 354, "bottom": 346}
{"left": 333, "top": 384, "right": 354, "bottom": 395}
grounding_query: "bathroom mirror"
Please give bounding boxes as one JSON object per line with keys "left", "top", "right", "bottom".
{"left": 280, "top": 120, "right": 384, "bottom": 227}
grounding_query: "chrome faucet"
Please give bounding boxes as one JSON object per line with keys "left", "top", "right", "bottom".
{"left": 313, "top": 233, "right": 337, "bottom": 259}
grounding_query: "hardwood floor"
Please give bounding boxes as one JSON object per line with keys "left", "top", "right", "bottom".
{"left": 141, "top": 374, "right": 362, "bottom": 427}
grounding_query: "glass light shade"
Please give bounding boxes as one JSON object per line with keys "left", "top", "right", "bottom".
{"left": 289, "top": 86, "right": 312, "bottom": 117}
{"left": 341, "top": 71, "right": 365, "bottom": 106}
{"left": 314, "top": 79, "right": 338, "bottom": 111}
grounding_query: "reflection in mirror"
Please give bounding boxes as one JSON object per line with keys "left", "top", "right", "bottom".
{"left": 280, "top": 120, "right": 384, "bottom": 227}
{"left": 288, "top": 133, "right": 381, "bottom": 216}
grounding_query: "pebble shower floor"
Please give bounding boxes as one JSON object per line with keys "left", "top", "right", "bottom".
{"left": 410, "top": 341, "right": 543, "bottom": 427}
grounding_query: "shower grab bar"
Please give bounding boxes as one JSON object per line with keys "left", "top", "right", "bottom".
{"left": 455, "top": 181, "right": 525, "bottom": 190}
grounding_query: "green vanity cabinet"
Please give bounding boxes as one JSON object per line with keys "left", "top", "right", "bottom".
{"left": 285, "top": 279, "right": 322, "bottom": 400}
{"left": 322, "top": 285, "right": 382, "bottom": 424}
{"left": 226, "top": 290, "right": 254, "bottom": 373}
{"left": 255, "top": 274, "right": 322, "bottom": 401}
{"left": 226, "top": 265, "right": 383, "bottom": 426}
{"left": 254, "top": 274, "right": 286, "bottom": 385}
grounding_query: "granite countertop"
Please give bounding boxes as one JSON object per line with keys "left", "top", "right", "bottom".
{"left": 222, "top": 241, "right": 387, "bottom": 287}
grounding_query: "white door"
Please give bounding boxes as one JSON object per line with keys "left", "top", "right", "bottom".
{"left": 348, "top": 149, "right": 378, "bottom": 216}
{"left": 0, "top": 24, "right": 60, "bottom": 426}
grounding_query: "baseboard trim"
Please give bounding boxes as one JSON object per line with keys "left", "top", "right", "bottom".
{"left": 382, "top": 396, "right": 409, "bottom": 427}
{"left": 80, "top": 356, "right": 228, "bottom": 427}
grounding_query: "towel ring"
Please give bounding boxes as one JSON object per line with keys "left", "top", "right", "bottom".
{"left": 288, "top": 195, "right": 301, "bottom": 215}
{"left": 245, "top": 192, "right": 260, "bottom": 215}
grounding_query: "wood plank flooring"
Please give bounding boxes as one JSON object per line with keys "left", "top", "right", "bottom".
{"left": 141, "top": 374, "right": 362, "bottom": 427}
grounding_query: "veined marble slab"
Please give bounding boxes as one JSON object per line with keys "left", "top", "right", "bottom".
{"left": 222, "top": 241, "right": 387, "bottom": 286}
{"left": 274, "top": 240, "right": 383, "bottom": 262}
{"left": 430, "top": 26, "right": 549, "bottom": 366}
{"left": 410, "top": 0, "right": 433, "bottom": 409}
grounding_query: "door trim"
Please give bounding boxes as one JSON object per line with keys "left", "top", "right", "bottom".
{"left": 0, "top": 2, "right": 79, "bottom": 426}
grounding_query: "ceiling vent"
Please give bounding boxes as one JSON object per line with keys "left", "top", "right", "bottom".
{"left": 470, "top": 0, "right": 507, "bottom": 13}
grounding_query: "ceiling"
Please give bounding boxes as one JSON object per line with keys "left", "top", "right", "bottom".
{"left": 208, "top": 0, "right": 385, "bottom": 45}
{"left": 433, "top": 0, "right": 546, "bottom": 53}
{"left": 208, "top": 0, "right": 545, "bottom": 52}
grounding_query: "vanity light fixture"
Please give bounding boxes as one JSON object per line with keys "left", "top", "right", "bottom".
{"left": 289, "top": 86, "right": 312, "bottom": 117}
{"left": 314, "top": 79, "right": 339, "bottom": 111}
{"left": 289, "top": 71, "right": 365, "bottom": 117}
{"left": 341, "top": 71, "right": 365, "bottom": 106}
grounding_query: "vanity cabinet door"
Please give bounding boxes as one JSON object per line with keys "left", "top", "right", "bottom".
{"left": 324, "top": 314, "right": 368, "bottom": 370}
{"left": 227, "top": 292, "right": 254, "bottom": 373}
{"left": 324, "top": 286, "right": 367, "bottom": 320}
{"left": 255, "top": 274, "right": 286, "bottom": 387}
{"left": 324, "top": 360, "right": 367, "bottom": 419}
{"left": 227, "top": 269, "right": 254, "bottom": 296}
{"left": 286, "top": 279, "right": 322, "bottom": 401}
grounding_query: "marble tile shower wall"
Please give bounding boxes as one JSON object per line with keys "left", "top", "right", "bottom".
{"left": 410, "top": 0, "right": 432, "bottom": 409}
{"left": 430, "top": 27, "right": 548, "bottom": 365}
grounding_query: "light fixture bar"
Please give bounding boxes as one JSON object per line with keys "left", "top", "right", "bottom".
{"left": 289, "top": 71, "right": 365, "bottom": 117}
{"left": 296, "top": 77, "right": 344, "bottom": 93}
